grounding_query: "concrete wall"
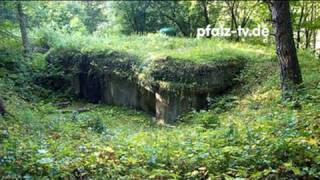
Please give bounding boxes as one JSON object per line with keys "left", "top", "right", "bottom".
{"left": 53, "top": 52, "right": 244, "bottom": 123}
{"left": 72, "top": 66, "right": 242, "bottom": 123}
{"left": 102, "top": 73, "right": 156, "bottom": 115}
{"left": 72, "top": 69, "right": 156, "bottom": 116}
{"left": 155, "top": 92, "right": 208, "bottom": 123}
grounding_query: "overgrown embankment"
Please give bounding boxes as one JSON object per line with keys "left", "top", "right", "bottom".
{"left": 43, "top": 34, "right": 273, "bottom": 122}
{"left": 1, "top": 43, "right": 320, "bottom": 179}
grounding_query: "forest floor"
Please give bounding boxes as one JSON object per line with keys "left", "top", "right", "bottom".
{"left": 1, "top": 39, "right": 320, "bottom": 179}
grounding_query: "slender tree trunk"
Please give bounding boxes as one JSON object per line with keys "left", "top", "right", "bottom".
{"left": 230, "top": 2, "right": 240, "bottom": 41}
{"left": 313, "top": 31, "right": 317, "bottom": 50}
{"left": 201, "top": 1, "right": 211, "bottom": 38}
{"left": 268, "top": 0, "right": 303, "bottom": 99}
{"left": 305, "top": 30, "right": 310, "bottom": 49}
{"left": 16, "top": 2, "right": 31, "bottom": 56}
{"left": 313, "top": 3, "right": 318, "bottom": 49}
{"left": 296, "top": 31, "right": 300, "bottom": 49}
{"left": 309, "top": 2, "right": 316, "bottom": 50}
{"left": 0, "top": 98, "right": 5, "bottom": 116}
{"left": 296, "top": 2, "right": 305, "bottom": 49}
{"left": 202, "top": 1, "right": 210, "bottom": 26}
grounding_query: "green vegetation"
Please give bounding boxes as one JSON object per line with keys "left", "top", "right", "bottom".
{"left": 1, "top": 48, "right": 320, "bottom": 178}
{"left": 1, "top": 1, "right": 320, "bottom": 179}
{"left": 44, "top": 33, "right": 267, "bottom": 92}
{"left": 41, "top": 32, "right": 274, "bottom": 64}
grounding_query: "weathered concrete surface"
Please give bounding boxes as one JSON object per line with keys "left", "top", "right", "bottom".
{"left": 137, "top": 87, "right": 156, "bottom": 115}
{"left": 72, "top": 70, "right": 156, "bottom": 115}
{"left": 47, "top": 50, "right": 245, "bottom": 123}
{"left": 74, "top": 55, "right": 104, "bottom": 103}
{"left": 155, "top": 92, "right": 208, "bottom": 123}
{"left": 103, "top": 74, "right": 138, "bottom": 107}
{"left": 102, "top": 74, "right": 155, "bottom": 115}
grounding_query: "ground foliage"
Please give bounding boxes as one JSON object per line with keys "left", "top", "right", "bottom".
{"left": 1, "top": 41, "right": 320, "bottom": 179}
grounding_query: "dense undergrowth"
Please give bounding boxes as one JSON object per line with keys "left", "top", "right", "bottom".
{"left": 1, "top": 35, "right": 320, "bottom": 179}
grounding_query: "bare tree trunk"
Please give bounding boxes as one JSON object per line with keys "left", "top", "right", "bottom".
{"left": 231, "top": 2, "right": 240, "bottom": 41}
{"left": 0, "top": 98, "right": 5, "bottom": 116}
{"left": 305, "top": 30, "right": 310, "bottom": 49}
{"left": 201, "top": 1, "right": 210, "bottom": 26}
{"left": 313, "top": 3, "right": 318, "bottom": 49}
{"left": 296, "top": 2, "right": 305, "bottom": 49}
{"left": 201, "top": 1, "right": 211, "bottom": 38}
{"left": 227, "top": 1, "right": 255, "bottom": 42}
{"left": 268, "top": 0, "right": 303, "bottom": 99}
{"left": 313, "top": 31, "right": 317, "bottom": 50}
{"left": 16, "top": 2, "right": 31, "bottom": 56}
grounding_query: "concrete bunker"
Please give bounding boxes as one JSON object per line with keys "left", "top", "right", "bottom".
{"left": 47, "top": 49, "right": 245, "bottom": 123}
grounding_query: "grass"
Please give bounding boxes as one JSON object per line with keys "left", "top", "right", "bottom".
{"left": 44, "top": 32, "right": 269, "bottom": 90}
{"left": 36, "top": 29, "right": 275, "bottom": 63}
{"left": 1, "top": 47, "right": 320, "bottom": 179}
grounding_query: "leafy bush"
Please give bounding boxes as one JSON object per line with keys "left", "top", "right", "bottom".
{"left": 29, "top": 53, "right": 47, "bottom": 71}
{"left": 85, "top": 117, "right": 106, "bottom": 133}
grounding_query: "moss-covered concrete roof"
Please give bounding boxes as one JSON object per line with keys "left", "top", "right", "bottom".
{"left": 46, "top": 34, "right": 275, "bottom": 92}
